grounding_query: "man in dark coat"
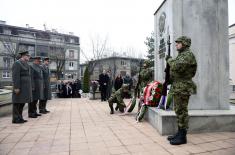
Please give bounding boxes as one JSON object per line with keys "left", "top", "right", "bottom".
{"left": 39, "top": 57, "right": 51, "bottom": 114}
{"left": 28, "top": 56, "right": 44, "bottom": 118}
{"left": 106, "top": 70, "right": 113, "bottom": 99}
{"left": 99, "top": 70, "right": 109, "bottom": 101}
{"left": 75, "top": 79, "right": 82, "bottom": 98}
{"left": 114, "top": 74, "right": 123, "bottom": 91}
{"left": 12, "top": 50, "right": 32, "bottom": 123}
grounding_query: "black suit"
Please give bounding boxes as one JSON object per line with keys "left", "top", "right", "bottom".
{"left": 99, "top": 73, "right": 109, "bottom": 101}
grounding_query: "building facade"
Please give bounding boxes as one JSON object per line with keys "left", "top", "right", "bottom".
{"left": 229, "top": 23, "right": 235, "bottom": 93}
{"left": 0, "top": 21, "right": 80, "bottom": 87}
{"left": 80, "top": 56, "right": 144, "bottom": 83}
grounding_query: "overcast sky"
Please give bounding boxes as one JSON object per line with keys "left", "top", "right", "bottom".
{"left": 1, "top": 0, "right": 235, "bottom": 63}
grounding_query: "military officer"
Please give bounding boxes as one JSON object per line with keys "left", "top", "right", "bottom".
{"left": 12, "top": 50, "right": 32, "bottom": 123}
{"left": 166, "top": 36, "right": 197, "bottom": 145}
{"left": 108, "top": 84, "right": 130, "bottom": 114}
{"left": 28, "top": 56, "right": 44, "bottom": 118}
{"left": 39, "top": 57, "right": 51, "bottom": 114}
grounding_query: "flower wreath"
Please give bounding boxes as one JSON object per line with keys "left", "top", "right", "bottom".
{"left": 142, "top": 81, "right": 163, "bottom": 106}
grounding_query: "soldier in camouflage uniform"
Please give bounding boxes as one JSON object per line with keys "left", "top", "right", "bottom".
{"left": 137, "top": 60, "right": 153, "bottom": 111}
{"left": 108, "top": 84, "right": 131, "bottom": 114}
{"left": 166, "top": 36, "right": 197, "bottom": 145}
{"left": 139, "top": 60, "right": 153, "bottom": 90}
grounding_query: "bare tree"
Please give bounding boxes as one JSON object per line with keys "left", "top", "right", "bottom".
{"left": 49, "top": 46, "right": 65, "bottom": 80}
{"left": 0, "top": 35, "right": 18, "bottom": 62}
{"left": 80, "top": 34, "right": 108, "bottom": 75}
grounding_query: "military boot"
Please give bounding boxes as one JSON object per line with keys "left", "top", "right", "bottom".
{"left": 170, "top": 129, "right": 187, "bottom": 145}
{"left": 167, "top": 127, "right": 179, "bottom": 141}
{"left": 115, "top": 105, "right": 119, "bottom": 111}
{"left": 109, "top": 103, "right": 114, "bottom": 114}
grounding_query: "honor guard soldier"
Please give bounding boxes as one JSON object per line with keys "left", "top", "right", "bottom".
{"left": 166, "top": 36, "right": 197, "bottom": 145}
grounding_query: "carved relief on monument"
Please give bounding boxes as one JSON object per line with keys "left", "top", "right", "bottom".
{"left": 158, "top": 12, "right": 166, "bottom": 59}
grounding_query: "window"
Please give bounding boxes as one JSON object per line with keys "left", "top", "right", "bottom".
{"left": 70, "top": 38, "right": 75, "bottom": 43}
{"left": 121, "top": 60, "right": 127, "bottom": 66}
{"left": 3, "top": 29, "right": 11, "bottom": 35}
{"left": 2, "top": 71, "right": 10, "bottom": 78}
{"left": 69, "top": 62, "right": 74, "bottom": 67}
{"left": 3, "top": 57, "right": 10, "bottom": 69}
{"left": 233, "top": 85, "right": 235, "bottom": 92}
{"left": 69, "top": 50, "right": 74, "bottom": 58}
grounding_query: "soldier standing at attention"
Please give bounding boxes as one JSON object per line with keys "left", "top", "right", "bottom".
{"left": 166, "top": 36, "right": 197, "bottom": 145}
{"left": 28, "top": 56, "right": 44, "bottom": 118}
{"left": 39, "top": 57, "right": 51, "bottom": 114}
{"left": 12, "top": 50, "right": 32, "bottom": 123}
{"left": 108, "top": 84, "right": 130, "bottom": 114}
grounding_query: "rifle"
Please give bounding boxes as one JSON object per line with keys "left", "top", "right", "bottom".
{"left": 158, "top": 35, "right": 171, "bottom": 109}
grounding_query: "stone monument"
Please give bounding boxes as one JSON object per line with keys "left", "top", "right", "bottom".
{"left": 145, "top": 0, "right": 235, "bottom": 135}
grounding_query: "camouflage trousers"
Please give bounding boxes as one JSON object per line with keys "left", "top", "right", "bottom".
{"left": 108, "top": 97, "right": 126, "bottom": 112}
{"left": 173, "top": 94, "right": 190, "bottom": 129}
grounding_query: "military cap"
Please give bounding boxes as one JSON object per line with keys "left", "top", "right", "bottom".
{"left": 175, "top": 36, "right": 191, "bottom": 47}
{"left": 43, "top": 57, "right": 50, "bottom": 61}
{"left": 18, "top": 50, "right": 29, "bottom": 56}
{"left": 31, "top": 56, "right": 41, "bottom": 60}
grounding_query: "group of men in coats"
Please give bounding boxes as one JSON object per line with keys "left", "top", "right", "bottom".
{"left": 12, "top": 50, "right": 51, "bottom": 124}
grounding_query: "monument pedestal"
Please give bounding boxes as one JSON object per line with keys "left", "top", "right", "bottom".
{"left": 152, "top": 0, "right": 233, "bottom": 135}
{"left": 145, "top": 107, "right": 235, "bottom": 135}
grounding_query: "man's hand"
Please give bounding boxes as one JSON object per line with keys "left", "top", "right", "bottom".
{"left": 165, "top": 55, "right": 172, "bottom": 61}
{"left": 14, "top": 89, "right": 20, "bottom": 95}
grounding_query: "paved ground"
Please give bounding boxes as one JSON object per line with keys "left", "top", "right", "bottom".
{"left": 0, "top": 98, "right": 235, "bottom": 155}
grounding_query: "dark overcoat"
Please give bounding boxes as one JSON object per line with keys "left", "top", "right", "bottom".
{"left": 31, "top": 63, "right": 44, "bottom": 101}
{"left": 41, "top": 64, "right": 52, "bottom": 100}
{"left": 12, "top": 60, "right": 32, "bottom": 103}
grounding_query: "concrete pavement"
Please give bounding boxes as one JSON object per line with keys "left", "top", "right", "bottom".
{"left": 0, "top": 98, "right": 235, "bottom": 155}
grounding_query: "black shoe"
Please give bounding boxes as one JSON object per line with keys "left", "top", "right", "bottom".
{"left": 45, "top": 109, "right": 50, "bottom": 113}
{"left": 170, "top": 129, "right": 187, "bottom": 145}
{"left": 28, "top": 114, "right": 37, "bottom": 118}
{"left": 36, "top": 113, "right": 42, "bottom": 116}
{"left": 12, "top": 119, "right": 24, "bottom": 124}
{"left": 39, "top": 110, "right": 47, "bottom": 114}
{"left": 110, "top": 110, "right": 114, "bottom": 114}
{"left": 21, "top": 119, "right": 28, "bottom": 122}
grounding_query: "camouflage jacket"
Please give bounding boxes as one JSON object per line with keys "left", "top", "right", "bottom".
{"left": 111, "top": 87, "right": 131, "bottom": 106}
{"left": 139, "top": 67, "right": 153, "bottom": 89}
{"left": 167, "top": 48, "right": 197, "bottom": 95}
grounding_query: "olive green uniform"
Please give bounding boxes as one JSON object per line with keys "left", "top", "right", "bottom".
{"left": 29, "top": 63, "right": 44, "bottom": 116}
{"left": 12, "top": 59, "right": 32, "bottom": 122}
{"left": 108, "top": 85, "right": 130, "bottom": 113}
{"left": 39, "top": 63, "right": 51, "bottom": 113}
